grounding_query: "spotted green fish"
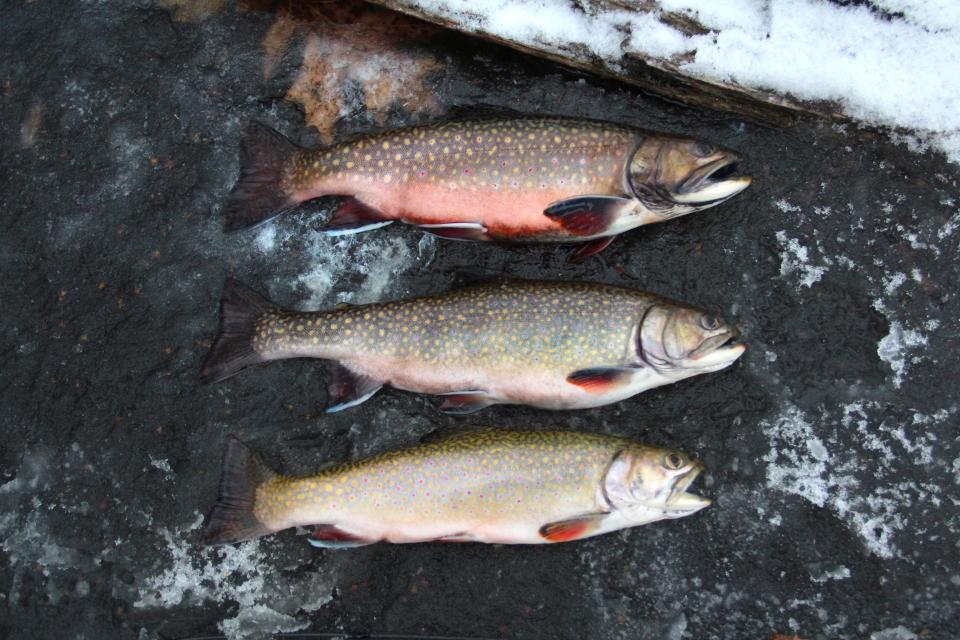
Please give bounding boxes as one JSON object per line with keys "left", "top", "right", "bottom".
{"left": 201, "top": 429, "right": 709, "bottom": 547}
{"left": 223, "top": 117, "right": 751, "bottom": 260}
{"left": 200, "top": 279, "right": 744, "bottom": 413}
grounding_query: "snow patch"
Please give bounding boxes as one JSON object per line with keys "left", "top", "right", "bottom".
{"left": 412, "top": 0, "right": 960, "bottom": 162}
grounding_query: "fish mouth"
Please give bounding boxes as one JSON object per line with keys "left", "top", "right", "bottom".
{"left": 666, "top": 463, "right": 711, "bottom": 514}
{"left": 687, "top": 331, "right": 746, "bottom": 371}
{"left": 672, "top": 155, "right": 752, "bottom": 205}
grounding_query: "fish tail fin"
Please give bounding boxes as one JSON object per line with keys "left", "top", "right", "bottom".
{"left": 222, "top": 123, "right": 302, "bottom": 232}
{"left": 201, "top": 436, "right": 279, "bottom": 545}
{"left": 200, "top": 279, "right": 277, "bottom": 384}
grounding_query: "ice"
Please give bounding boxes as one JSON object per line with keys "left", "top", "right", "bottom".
{"left": 413, "top": 0, "right": 960, "bottom": 162}
{"left": 135, "top": 513, "right": 336, "bottom": 640}
{"left": 877, "top": 321, "right": 927, "bottom": 388}
{"left": 775, "top": 230, "right": 827, "bottom": 288}
{"left": 871, "top": 626, "right": 919, "bottom": 640}
{"left": 762, "top": 403, "right": 949, "bottom": 559}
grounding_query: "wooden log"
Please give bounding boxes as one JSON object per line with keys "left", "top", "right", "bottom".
{"left": 368, "top": 0, "right": 846, "bottom": 126}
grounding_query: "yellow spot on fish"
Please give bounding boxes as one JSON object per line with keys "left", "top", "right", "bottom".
{"left": 382, "top": 141, "right": 390, "bottom": 149}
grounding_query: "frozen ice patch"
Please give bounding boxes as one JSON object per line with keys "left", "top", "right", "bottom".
{"left": 877, "top": 321, "right": 927, "bottom": 388}
{"left": 135, "top": 513, "right": 335, "bottom": 640}
{"left": 762, "top": 403, "right": 945, "bottom": 559}
{"left": 775, "top": 231, "right": 827, "bottom": 288}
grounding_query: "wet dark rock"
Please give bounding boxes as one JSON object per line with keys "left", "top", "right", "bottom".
{"left": 1, "top": 1, "right": 959, "bottom": 639}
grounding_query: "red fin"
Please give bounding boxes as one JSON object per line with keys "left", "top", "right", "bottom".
{"left": 544, "top": 195, "right": 631, "bottom": 236}
{"left": 437, "top": 390, "right": 493, "bottom": 414}
{"left": 324, "top": 198, "right": 392, "bottom": 235}
{"left": 568, "top": 236, "right": 616, "bottom": 263}
{"left": 325, "top": 364, "right": 384, "bottom": 413}
{"left": 539, "top": 514, "right": 606, "bottom": 542}
{"left": 416, "top": 222, "right": 490, "bottom": 241}
{"left": 566, "top": 367, "right": 636, "bottom": 394}
{"left": 223, "top": 123, "right": 301, "bottom": 232}
{"left": 308, "top": 525, "right": 375, "bottom": 549}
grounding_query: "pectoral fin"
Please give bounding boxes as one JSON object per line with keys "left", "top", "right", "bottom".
{"left": 566, "top": 366, "right": 637, "bottom": 394}
{"left": 308, "top": 524, "right": 376, "bottom": 549}
{"left": 544, "top": 195, "right": 632, "bottom": 236}
{"left": 437, "top": 390, "right": 494, "bottom": 414}
{"left": 325, "top": 364, "right": 384, "bottom": 413}
{"left": 416, "top": 222, "right": 490, "bottom": 241}
{"left": 568, "top": 236, "right": 616, "bottom": 263}
{"left": 539, "top": 513, "right": 608, "bottom": 542}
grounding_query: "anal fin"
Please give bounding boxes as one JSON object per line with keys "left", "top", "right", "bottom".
{"left": 324, "top": 198, "right": 393, "bottom": 236}
{"left": 325, "top": 364, "right": 384, "bottom": 413}
{"left": 568, "top": 236, "right": 616, "bottom": 263}
{"left": 544, "top": 195, "right": 632, "bottom": 236}
{"left": 437, "top": 390, "right": 494, "bottom": 415}
{"left": 308, "top": 524, "right": 376, "bottom": 549}
{"left": 416, "top": 222, "right": 490, "bottom": 241}
{"left": 566, "top": 366, "right": 637, "bottom": 394}
{"left": 539, "top": 513, "right": 608, "bottom": 543}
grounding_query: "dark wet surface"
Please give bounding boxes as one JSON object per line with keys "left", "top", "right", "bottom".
{"left": 2, "top": 1, "right": 959, "bottom": 639}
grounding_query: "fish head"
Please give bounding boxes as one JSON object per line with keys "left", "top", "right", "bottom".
{"left": 603, "top": 446, "right": 710, "bottom": 518}
{"left": 637, "top": 304, "right": 745, "bottom": 376}
{"left": 627, "top": 137, "right": 751, "bottom": 218}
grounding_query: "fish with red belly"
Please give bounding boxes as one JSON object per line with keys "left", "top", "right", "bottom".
{"left": 224, "top": 118, "right": 752, "bottom": 260}
{"left": 200, "top": 279, "right": 745, "bottom": 413}
{"left": 201, "top": 429, "right": 710, "bottom": 547}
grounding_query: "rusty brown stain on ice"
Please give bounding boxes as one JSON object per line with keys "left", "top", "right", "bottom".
{"left": 260, "top": 1, "right": 442, "bottom": 141}
{"left": 20, "top": 102, "right": 44, "bottom": 149}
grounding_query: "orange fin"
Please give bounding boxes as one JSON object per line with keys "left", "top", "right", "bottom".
{"left": 566, "top": 367, "right": 637, "bottom": 394}
{"left": 539, "top": 513, "right": 607, "bottom": 542}
{"left": 568, "top": 236, "right": 616, "bottom": 263}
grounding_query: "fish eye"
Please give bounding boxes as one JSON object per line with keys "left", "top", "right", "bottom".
{"left": 663, "top": 453, "right": 686, "bottom": 470}
{"left": 699, "top": 315, "right": 722, "bottom": 331}
{"left": 689, "top": 141, "right": 715, "bottom": 157}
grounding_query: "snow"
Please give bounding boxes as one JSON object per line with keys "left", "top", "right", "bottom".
{"left": 413, "top": 0, "right": 960, "bottom": 162}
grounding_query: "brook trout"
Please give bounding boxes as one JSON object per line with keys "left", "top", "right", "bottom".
{"left": 201, "top": 429, "right": 710, "bottom": 546}
{"left": 200, "top": 279, "right": 744, "bottom": 413}
{"left": 224, "top": 117, "right": 751, "bottom": 260}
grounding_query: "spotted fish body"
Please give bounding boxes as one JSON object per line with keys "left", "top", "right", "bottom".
{"left": 223, "top": 118, "right": 751, "bottom": 259}
{"left": 283, "top": 119, "right": 637, "bottom": 241}
{"left": 201, "top": 429, "right": 710, "bottom": 547}
{"left": 200, "top": 279, "right": 745, "bottom": 413}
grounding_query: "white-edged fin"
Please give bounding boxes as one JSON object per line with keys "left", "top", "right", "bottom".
{"left": 437, "top": 390, "right": 494, "bottom": 414}
{"left": 323, "top": 220, "right": 393, "bottom": 237}
{"left": 307, "top": 538, "right": 374, "bottom": 549}
{"left": 416, "top": 222, "right": 490, "bottom": 241}
{"left": 325, "top": 364, "right": 385, "bottom": 413}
